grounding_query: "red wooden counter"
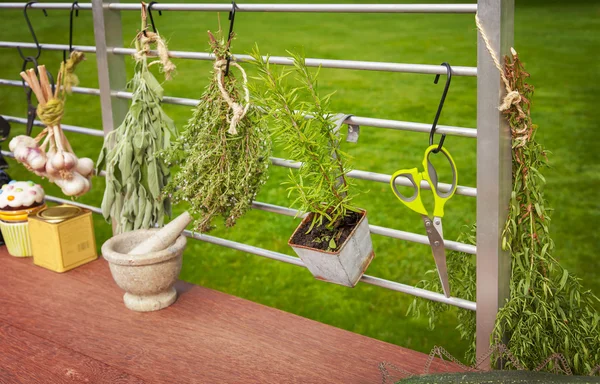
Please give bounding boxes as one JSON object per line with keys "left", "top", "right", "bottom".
{"left": 0, "top": 248, "right": 461, "bottom": 383}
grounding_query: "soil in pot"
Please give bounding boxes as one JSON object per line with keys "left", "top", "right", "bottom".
{"left": 290, "top": 211, "right": 362, "bottom": 252}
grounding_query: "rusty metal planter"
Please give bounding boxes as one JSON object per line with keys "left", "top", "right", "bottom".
{"left": 288, "top": 210, "right": 374, "bottom": 287}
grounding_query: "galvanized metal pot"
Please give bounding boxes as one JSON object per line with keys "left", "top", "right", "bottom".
{"left": 288, "top": 210, "right": 374, "bottom": 287}
{"left": 102, "top": 229, "right": 186, "bottom": 312}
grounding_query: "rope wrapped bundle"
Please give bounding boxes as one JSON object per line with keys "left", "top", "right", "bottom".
{"left": 10, "top": 51, "right": 94, "bottom": 197}
{"left": 161, "top": 31, "right": 270, "bottom": 232}
{"left": 96, "top": 2, "right": 177, "bottom": 234}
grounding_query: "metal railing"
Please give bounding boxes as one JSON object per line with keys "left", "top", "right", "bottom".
{"left": 0, "top": 0, "right": 514, "bottom": 365}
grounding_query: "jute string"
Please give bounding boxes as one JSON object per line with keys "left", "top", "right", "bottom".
{"left": 61, "top": 50, "right": 86, "bottom": 93}
{"left": 475, "top": 14, "right": 521, "bottom": 111}
{"left": 135, "top": 30, "right": 176, "bottom": 80}
{"left": 20, "top": 51, "right": 85, "bottom": 130}
{"left": 135, "top": 3, "right": 176, "bottom": 80}
{"left": 213, "top": 58, "right": 250, "bottom": 135}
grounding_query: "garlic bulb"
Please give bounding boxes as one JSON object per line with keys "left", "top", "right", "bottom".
{"left": 76, "top": 157, "right": 95, "bottom": 177}
{"left": 62, "top": 152, "right": 78, "bottom": 170}
{"left": 60, "top": 172, "right": 88, "bottom": 196}
{"left": 14, "top": 146, "right": 31, "bottom": 162}
{"left": 9, "top": 135, "right": 36, "bottom": 152}
{"left": 26, "top": 148, "right": 47, "bottom": 171}
{"left": 45, "top": 158, "right": 60, "bottom": 177}
{"left": 50, "top": 151, "right": 65, "bottom": 170}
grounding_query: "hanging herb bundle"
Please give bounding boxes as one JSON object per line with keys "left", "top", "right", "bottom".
{"left": 407, "top": 47, "right": 599, "bottom": 374}
{"left": 96, "top": 3, "right": 177, "bottom": 234}
{"left": 161, "top": 31, "right": 270, "bottom": 232}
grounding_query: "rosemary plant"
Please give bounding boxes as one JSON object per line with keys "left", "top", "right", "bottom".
{"left": 161, "top": 33, "right": 270, "bottom": 232}
{"left": 97, "top": 6, "right": 177, "bottom": 234}
{"left": 408, "top": 51, "right": 600, "bottom": 374}
{"left": 249, "top": 48, "right": 360, "bottom": 248}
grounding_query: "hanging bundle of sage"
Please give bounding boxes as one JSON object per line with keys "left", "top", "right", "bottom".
{"left": 161, "top": 31, "right": 270, "bottom": 232}
{"left": 96, "top": 3, "right": 177, "bottom": 234}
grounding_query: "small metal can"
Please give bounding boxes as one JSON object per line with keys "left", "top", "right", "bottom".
{"left": 28, "top": 204, "right": 97, "bottom": 273}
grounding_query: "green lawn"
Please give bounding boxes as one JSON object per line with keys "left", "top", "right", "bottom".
{"left": 0, "top": 0, "right": 598, "bottom": 360}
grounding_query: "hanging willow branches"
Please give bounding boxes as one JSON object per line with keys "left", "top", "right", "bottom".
{"left": 408, "top": 51, "right": 599, "bottom": 375}
{"left": 161, "top": 32, "right": 270, "bottom": 232}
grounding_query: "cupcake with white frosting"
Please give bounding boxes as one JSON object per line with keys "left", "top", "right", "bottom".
{"left": 0, "top": 180, "right": 46, "bottom": 257}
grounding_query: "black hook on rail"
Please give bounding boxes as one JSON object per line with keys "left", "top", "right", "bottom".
{"left": 63, "top": 1, "right": 79, "bottom": 62}
{"left": 147, "top": 1, "right": 161, "bottom": 33}
{"left": 224, "top": 0, "right": 238, "bottom": 76}
{"left": 17, "top": 1, "right": 48, "bottom": 61}
{"left": 429, "top": 62, "right": 452, "bottom": 153}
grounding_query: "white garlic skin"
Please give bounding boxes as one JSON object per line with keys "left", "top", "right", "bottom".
{"left": 62, "top": 152, "right": 79, "bottom": 171}
{"left": 14, "top": 146, "right": 31, "bottom": 162}
{"left": 9, "top": 135, "right": 36, "bottom": 152}
{"left": 61, "top": 172, "right": 87, "bottom": 196}
{"left": 76, "top": 157, "right": 95, "bottom": 177}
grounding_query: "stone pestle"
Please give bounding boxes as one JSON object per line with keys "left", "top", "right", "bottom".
{"left": 128, "top": 212, "right": 192, "bottom": 255}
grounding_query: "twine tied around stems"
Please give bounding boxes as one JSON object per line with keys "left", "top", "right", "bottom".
{"left": 61, "top": 50, "right": 86, "bottom": 93}
{"left": 475, "top": 14, "right": 524, "bottom": 115}
{"left": 213, "top": 58, "right": 250, "bottom": 135}
{"left": 135, "top": 2, "right": 176, "bottom": 80}
{"left": 37, "top": 98, "right": 64, "bottom": 128}
{"left": 34, "top": 51, "right": 85, "bottom": 127}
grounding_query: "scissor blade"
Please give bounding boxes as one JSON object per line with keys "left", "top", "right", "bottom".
{"left": 422, "top": 215, "right": 451, "bottom": 298}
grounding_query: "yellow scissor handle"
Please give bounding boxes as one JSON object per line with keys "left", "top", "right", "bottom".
{"left": 390, "top": 145, "right": 458, "bottom": 218}
{"left": 390, "top": 167, "right": 428, "bottom": 216}
{"left": 421, "top": 144, "right": 458, "bottom": 218}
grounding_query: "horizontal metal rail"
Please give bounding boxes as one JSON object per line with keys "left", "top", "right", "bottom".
{"left": 35, "top": 195, "right": 476, "bottom": 311}
{"left": 1, "top": 115, "right": 105, "bottom": 137}
{"left": 270, "top": 157, "right": 477, "bottom": 197}
{"left": 0, "top": 78, "right": 477, "bottom": 138}
{"left": 45, "top": 195, "right": 103, "bottom": 214}
{"left": 251, "top": 201, "right": 476, "bottom": 254}
{"left": 0, "top": 106, "right": 477, "bottom": 198}
{"left": 0, "top": 2, "right": 478, "bottom": 14}
{"left": 0, "top": 41, "right": 478, "bottom": 78}
{"left": 0, "top": 147, "right": 476, "bottom": 254}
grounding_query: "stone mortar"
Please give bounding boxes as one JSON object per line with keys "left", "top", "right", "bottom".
{"left": 102, "top": 229, "right": 187, "bottom": 312}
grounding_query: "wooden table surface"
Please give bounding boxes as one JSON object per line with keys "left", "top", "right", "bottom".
{"left": 0, "top": 247, "right": 462, "bottom": 383}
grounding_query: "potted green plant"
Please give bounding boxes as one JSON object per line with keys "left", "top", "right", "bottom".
{"left": 250, "top": 48, "right": 374, "bottom": 287}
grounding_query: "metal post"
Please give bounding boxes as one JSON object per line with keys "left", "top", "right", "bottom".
{"left": 475, "top": 0, "right": 514, "bottom": 368}
{"left": 91, "top": 0, "right": 128, "bottom": 135}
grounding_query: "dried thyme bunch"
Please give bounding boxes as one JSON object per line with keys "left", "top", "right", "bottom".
{"left": 97, "top": 4, "right": 177, "bottom": 234}
{"left": 161, "top": 32, "right": 270, "bottom": 232}
{"left": 408, "top": 50, "right": 600, "bottom": 374}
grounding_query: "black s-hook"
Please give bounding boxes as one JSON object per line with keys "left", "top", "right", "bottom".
{"left": 17, "top": 1, "right": 48, "bottom": 61}
{"left": 63, "top": 1, "right": 79, "bottom": 62}
{"left": 429, "top": 62, "right": 452, "bottom": 153}
{"left": 147, "top": 1, "right": 162, "bottom": 33}
{"left": 224, "top": 1, "right": 238, "bottom": 76}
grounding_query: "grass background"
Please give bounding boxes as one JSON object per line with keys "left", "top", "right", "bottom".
{"left": 0, "top": 0, "right": 598, "bottom": 360}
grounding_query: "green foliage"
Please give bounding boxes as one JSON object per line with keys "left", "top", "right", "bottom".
{"left": 96, "top": 46, "right": 176, "bottom": 234}
{"left": 395, "top": 370, "right": 600, "bottom": 384}
{"left": 161, "top": 34, "right": 270, "bottom": 232}
{"left": 408, "top": 52, "right": 600, "bottom": 374}
{"left": 249, "top": 47, "right": 360, "bottom": 235}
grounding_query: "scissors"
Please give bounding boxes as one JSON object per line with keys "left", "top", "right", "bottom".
{"left": 390, "top": 144, "right": 458, "bottom": 298}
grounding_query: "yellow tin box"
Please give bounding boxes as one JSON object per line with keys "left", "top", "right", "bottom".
{"left": 28, "top": 204, "right": 97, "bottom": 273}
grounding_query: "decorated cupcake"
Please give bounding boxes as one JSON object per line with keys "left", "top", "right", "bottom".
{"left": 0, "top": 180, "right": 46, "bottom": 257}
